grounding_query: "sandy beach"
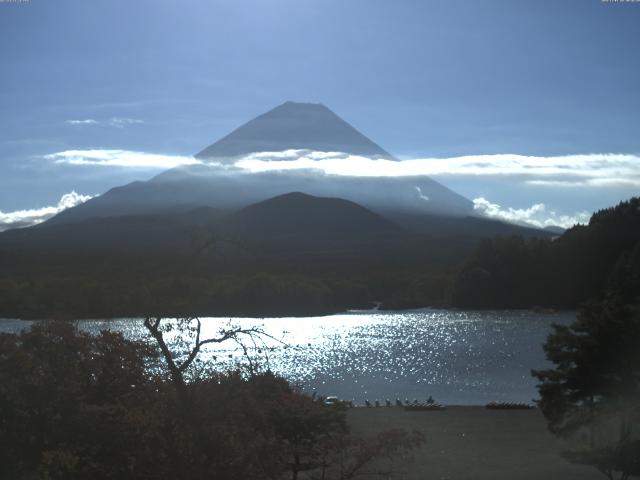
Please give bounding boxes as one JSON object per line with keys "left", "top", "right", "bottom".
{"left": 347, "top": 406, "right": 608, "bottom": 480}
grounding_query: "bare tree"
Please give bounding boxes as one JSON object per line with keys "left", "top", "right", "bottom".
{"left": 143, "top": 316, "right": 279, "bottom": 405}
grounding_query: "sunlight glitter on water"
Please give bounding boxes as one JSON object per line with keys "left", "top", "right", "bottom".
{"left": 0, "top": 309, "right": 575, "bottom": 405}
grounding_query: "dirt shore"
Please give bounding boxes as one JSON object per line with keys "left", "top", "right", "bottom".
{"left": 347, "top": 406, "right": 608, "bottom": 480}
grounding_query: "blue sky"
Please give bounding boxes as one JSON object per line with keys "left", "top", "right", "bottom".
{"left": 1, "top": 0, "right": 639, "bottom": 228}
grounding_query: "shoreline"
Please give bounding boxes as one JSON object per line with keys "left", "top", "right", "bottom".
{"left": 1, "top": 306, "right": 576, "bottom": 322}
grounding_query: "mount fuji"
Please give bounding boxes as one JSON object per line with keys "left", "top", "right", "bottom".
{"left": 45, "top": 102, "right": 476, "bottom": 225}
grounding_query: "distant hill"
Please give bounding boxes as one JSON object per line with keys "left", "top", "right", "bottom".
{"left": 195, "top": 101, "right": 396, "bottom": 160}
{"left": 213, "top": 192, "right": 407, "bottom": 258}
{"left": 220, "top": 192, "right": 401, "bottom": 238}
{"left": 543, "top": 225, "right": 566, "bottom": 235}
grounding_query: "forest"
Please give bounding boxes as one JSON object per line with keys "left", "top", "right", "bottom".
{"left": 451, "top": 197, "right": 640, "bottom": 309}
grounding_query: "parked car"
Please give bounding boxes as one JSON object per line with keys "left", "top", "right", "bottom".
{"left": 324, "top": 396, "right": 340, "bottom": 405}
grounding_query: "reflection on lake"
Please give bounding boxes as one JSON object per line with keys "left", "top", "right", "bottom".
{"left": 0, "top": 309, "right": 575, "bottom": 405}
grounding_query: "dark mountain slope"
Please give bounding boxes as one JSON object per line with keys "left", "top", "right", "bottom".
{"left": 213, "top": 192, "right": 408, "bottom": 258}
{"left": 0, "top": 193, "right": 407, "bottom": 260}
{"left": 0, "top": 207, "right": 225, "bottom": 255}
{"left": 195, "top": 101, "right": 396, "bottom": 160}
{"left": 219, "top": 192, "right": 402, "bottom": 238}
{"left": 45, "top": 167, "right": 476, "bottom": 226}
{"left": 387, "top": 212, "right": 554, "bottom": 240}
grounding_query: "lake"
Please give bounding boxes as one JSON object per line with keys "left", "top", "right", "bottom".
{"left": 0, "top": 309, "right": 575, "bottom": 405}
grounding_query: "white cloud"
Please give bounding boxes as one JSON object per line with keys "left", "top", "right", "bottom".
{"left": 472, "top": 197, "right": 591, "bottom": 229}
{"left": 65, "top": 117, "right": 144, "bottom": 128}
{"left": 42, "top": 148, "right": 640, "bottom": 187}
{"left": 108, "top": 117, "right": 144, "bottom": 128}
{"left": 45, "top": 149, "right": 202, "bottom": 169}
{"left": 66, "top": 119, "right": 99, "bottom": 125}
{"left": 0, "top": 191, "right": 93, "bottom": 232}
{"left": 234, "top": 150, "right": 640, "bottom": 187}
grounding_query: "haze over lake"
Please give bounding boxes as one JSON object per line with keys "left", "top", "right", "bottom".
{"left": 1, "top": 309, "right": 575, "bottom": 405}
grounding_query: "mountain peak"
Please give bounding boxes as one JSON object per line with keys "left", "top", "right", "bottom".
{"left": 279, "top": 100, "right": 328, "bottom": 109}
{"left": 195, "top": 102, "right": 396, "bottom": 161}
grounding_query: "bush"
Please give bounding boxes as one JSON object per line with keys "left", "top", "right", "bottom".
{"left": 0, "top": 322, "right": 164, "bottom": 479}
{"left": 0, "top": 323, "right": 352, "bottom": 479}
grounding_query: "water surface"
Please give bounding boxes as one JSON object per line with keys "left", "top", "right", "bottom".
{"left": 0, "top": 309, "right": 575, "bottom": 405}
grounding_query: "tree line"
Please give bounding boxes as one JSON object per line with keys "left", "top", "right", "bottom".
{"left": 452, "top": 197, "right": 640, "bottom": 309}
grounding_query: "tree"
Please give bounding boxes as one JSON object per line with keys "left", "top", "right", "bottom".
{"left": 268, "top": 393, "right": 349, "bottom": 479}
{"left": 0, "top": 322, "right": 165, "bottom": 480}
{"left": 532, "top": 297, "right": 640, "bottom": 479}
{"left": 142, "top": 316, "right": 272, "bottom": 405}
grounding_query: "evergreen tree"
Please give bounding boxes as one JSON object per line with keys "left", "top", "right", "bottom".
{"left": 532, "top": 297, "right": 640, "bottom": 479}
